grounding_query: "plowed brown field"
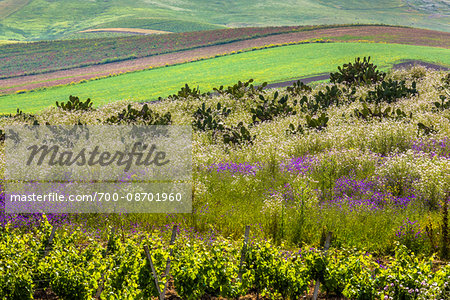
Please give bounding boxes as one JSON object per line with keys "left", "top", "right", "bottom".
{"left": 1, "top": 26, "right": 449, "bottom": 94}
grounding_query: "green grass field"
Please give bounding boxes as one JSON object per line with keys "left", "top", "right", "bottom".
{"left": 0, "top": 0, "right": 448, "bottom": 40}
{"left": 90, "top": 18, "right": 226, "bottom": 33}
{"left": 1, "top": 42, "right": 449, "bottom": 113}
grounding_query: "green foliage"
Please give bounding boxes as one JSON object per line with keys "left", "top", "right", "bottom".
{"left": 394, "top": 219, "right": 429, "bottom": 255}
{"left": 103, "top": 237, "right": 152, "bottom": 298}
{"left": 213, "top": 79, "right": 267, "bottom": 100}
{"left": 172, "top": 240, "right": 242, "bottom": 299}
{"left": 286, "top": 123, "right": 304, "bottom": 135}
{"left": 441, "top": 195, "right": 449, "bottom": 259}
{"left": 353, "top": 102, "right": 412, "bottom": 121}
{"left": 244, "top": 241, "right": 310, "bottom": 298}
{"left": 251, "top": 91, "right": 296, "bottom": 124}
{"left": 378, "top": 243, "right": 435, "bottom": 299}
{"left": 8, "top": 108, "right": 38, "bottom": 123}
{"left": 222, "top": 122, "right": 254, "bottom": 146}
{"left": 36, "top": 226, "right": 104, "bottom": 300}
{"left": 314, "top": 85, "right": 343, "bottom": 109}
{"left": 56, "top": 95, "right": 94, "bottom": 112}
{"left": 286, "top": 80, "right": 312, "bottom": 96}
{"left": 105, "top": 104, "right": 172, "bottom": 125}
{"left": 1, "top": 222, "right": 450, "bottom": 299}
{"left": 297, "top": 95, "right": 319, "bottom": 114}
{"left": 191, "top": 101, "right": 253, "bottom": 147}
{"left": 0, "top": 225, "right": 35, "bottom": 300}
{"left": 167, "top": 84, "right": 208, "bottom": 100}
{"left": 192, "top": 102, "right": 230, "bottom": 132}
{"left": 330, "top": 57, "right": 386, "bottom": 85}
{"left": 321, "top": 249, "right": 376, "bottom": 296}
{"left": 433, "top": 95, "right": 450, "bottom": 111}
{"left": 417, "top": 122, "right": 438, "bottom": 136}
{"left": 443, "top": 73, "right": 450, "bottom": 86}
{"left": 365, "top": 79, "right": 418, "bottom": 104}
{"left": 306, "top": 113, "right": 329, "bottom": 130}
{"left": 297, "top": 85, "right": 348, "bottom": 115}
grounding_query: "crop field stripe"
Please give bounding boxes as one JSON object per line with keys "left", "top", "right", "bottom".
{"left": 78, "top": 28, "right": 171, "bottom": 35}
{"left": 1, "top": 26, "right": 449, "bottom": 94}
{"left": 0, "top": 42, "right": 449, "bottom": 114}
{"left": 0, "top": 0, "right": 30, "bottom": 19}
{"left": 1, "top": 25, "right": 448, "bottom": 82}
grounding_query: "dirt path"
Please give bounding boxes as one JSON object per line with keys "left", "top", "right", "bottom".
{"left": 251, "top": 61, "right": 448, "bottom": 90}
{"left": 1, "top": 26, "right": 449, "bottom": 94}
{"left": 392, "top": 60, "right": 450, "bottom": 71}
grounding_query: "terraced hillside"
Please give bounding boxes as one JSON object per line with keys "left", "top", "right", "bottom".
{"left": 0, "top": 0, "right": 448, "bottom": 40}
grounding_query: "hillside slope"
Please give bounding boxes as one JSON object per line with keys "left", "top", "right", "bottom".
{"left": 0, "top": 0, "right": 448, "bottom": 40}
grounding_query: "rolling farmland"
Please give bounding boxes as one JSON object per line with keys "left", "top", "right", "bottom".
{"left": 1, "top": 42, "right": 449, "bottom": 113}
{"left": 0, "top": 0, "right": 448, "bottom": 41}
{"left": 1, "top": 25, "right": 448, "bottom": 95}
{"left": 1, "top": 1, "right": 450, "bottom": 298}
{"left": 0, "top": 25, "right": 315, "bottom": 78}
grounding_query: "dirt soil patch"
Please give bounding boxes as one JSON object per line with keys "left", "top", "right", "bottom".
{"left": 1, "top": 26, "right": 449, "bottom": 94}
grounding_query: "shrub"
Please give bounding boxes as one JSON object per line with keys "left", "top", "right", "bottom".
{"left": 214, "top": 79, "right": 267, "bottom": 100}
{"left": 251, "top": 91, "right": 296, "bottom": 124}
{"left": 353, "top": 103, "right": 412, "bottom": 121}
{"left": 286, "top": 80, "right": 312, "bottom": 96}
{"left": 166, "top": 84, "right": 208, "bottom": 100}
{"left": 244, "top": 242, "right": 310, "bottom": 298}
{"left": 222, "top": 122, "right": 254, "bottom": 146}
{"left": 305, "top": 113, "right": 329, "bottom": 130}
{"left": 7, "top": 108, "right": 38, "bottom": 123}
{"left": 105, "top": 104, "right": 171, "bottom": 125}
{"left": 286, "top": 123, "right": 304, "bottom": 135}
{"left": 417, "top": 122, "right": 437, "bottom": 136}
{"left": 313, "top": 85, "right": 343, "bottom": 109}
{"left": 56, "top": 95, "right": 94, "bottom": 111}
{"left": 434, "top": 75, "right": 450, "bottom": 111}
{"left": 330, "top": 57, "right": 386, "bottom": 85}
{"left": 192, "top": 102, "right": 230, "bottom": 132}
{"left": 433, "top": 95, "right": 450, "bottom": 111}
{"left": 297, "top": 85, "right": 345, "bottom": 115}
{"left": 365, "top": 79, "right": 417, "bottom": 104}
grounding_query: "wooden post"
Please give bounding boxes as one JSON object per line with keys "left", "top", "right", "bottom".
{"left": 162, "top": 225, "right": 178, "bottom": 298}
{"left": 312, "top": 231, "right": 332, "bottom": 300}
{"left": 142, "top": 226, "right": 178, "bottom": 300}
{"left": 95, "top": 227, "right": 115, "bottom": 299}
{"left": 43, "top": 226, "right": 56, "bottom": 258}
{"left": 238, "top": 225, "right": 251, "bottom": 280}
{"left": 144, "top": 245, "right": 163, "bottom": 299}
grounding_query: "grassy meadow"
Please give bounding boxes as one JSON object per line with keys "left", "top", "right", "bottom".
{"left": 1, "top": 42, "right": 449, "bottom": 114}
{"left": 1, "top": 63, "right": 449, "bottom": 298}
{"left": 1, "top": 65, "right": 449, "bottom": 252}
